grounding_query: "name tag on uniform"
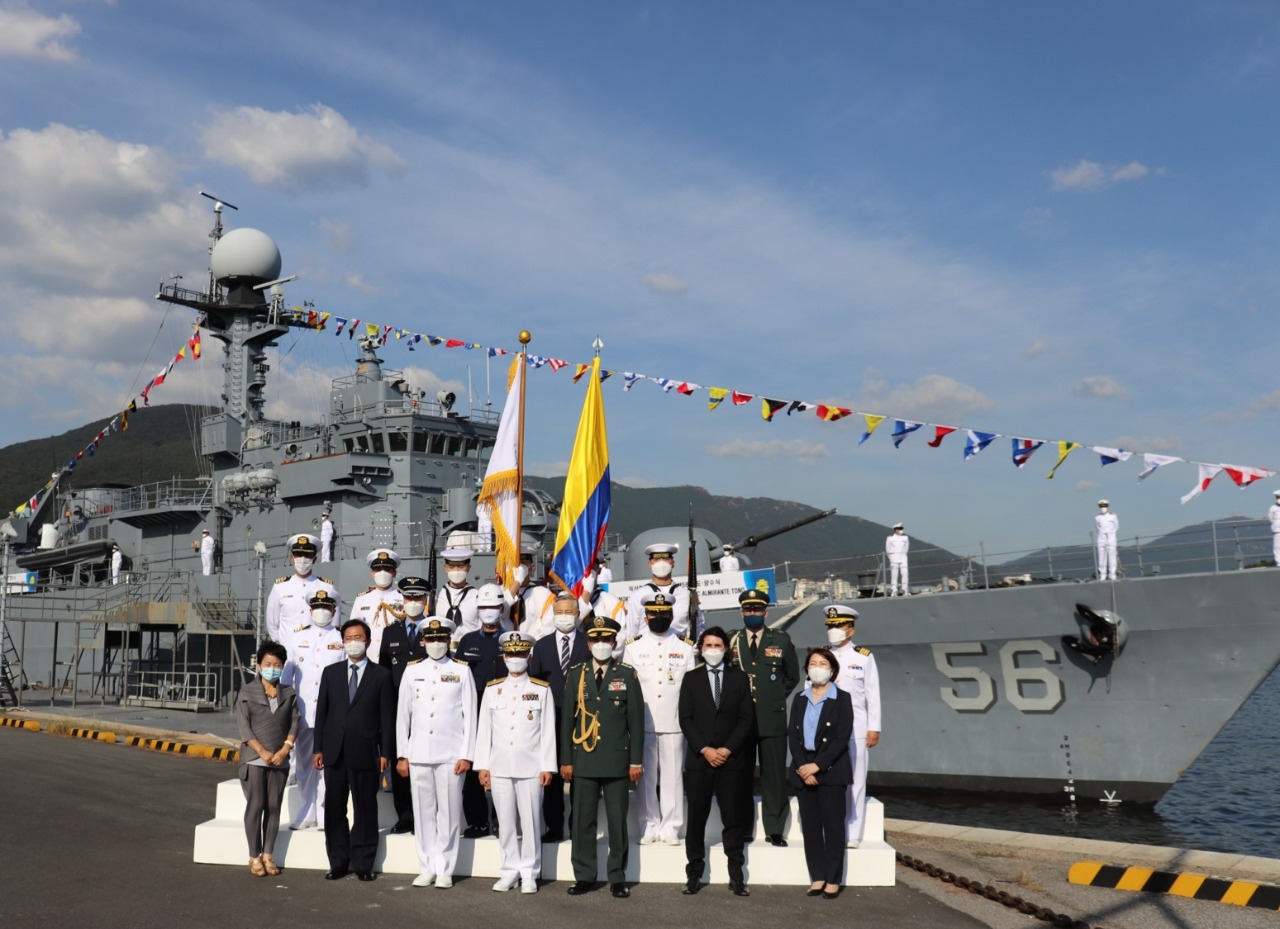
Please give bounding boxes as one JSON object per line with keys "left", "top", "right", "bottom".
{"left": 608, "top": 679, "right": 626, "bottom": 692}
{"left": 327, "top": 643, "right": 342, "bottom": 651}
{"left": 764, "top": 646, "right": 783, "bottom": 658}
{"left": 440, "top": 673, "right": 461, "bottom": 683}
{"left": 521, "top": 692, "right": 539, "bottom": 701}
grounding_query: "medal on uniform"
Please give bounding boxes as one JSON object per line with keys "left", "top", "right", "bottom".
{"left": 527, "top": 710, "right": 534, "bottom": 720}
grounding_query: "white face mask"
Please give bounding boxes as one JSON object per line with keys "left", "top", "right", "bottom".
{"left": 425, "top": 641, "right": 449, "bottom": 660}
{"left": 513, "top": 565, "right": 530, "bottom": 585}
{"left": 478, "top": 608, "right": 503, "bottom": 628}
{"left": 447, "top": 569, "right": 468, "bottom": 585}
{"left": 650, "top": 560, "right": 673, "bottom": 579}
{"left": 293, "top": 557, "right": 314, "bottom": 575}
{"left": 809, "top": 666, "right": 832, "bottom": 686}
{"left": 553, "top": 614, "right": 577, "bottom": 634}
{"left": 505, "top": 656, "right": 529, "bottom": 674}
{"left": 591, "top": 642, "right": 614, "bottom": 662}
{"left": 827, "top": 627, "right": 850, "bottom": 646}
{"left": 701, "top": 648, "right": 725, "bottom": 668}
{"left": 373, "top": 570, "right": 394, "bottom": 589}
{"left": 581, "top": 574, "right": 597, "bottom": 594}
{"left": 311, "top": 608, "right": 334, "bottom": 627}
{"left": 403, "top": 600, "right": 425, "bottom": 617}
{"left": 344, "top": 640, "right": 367, "bottom": 660}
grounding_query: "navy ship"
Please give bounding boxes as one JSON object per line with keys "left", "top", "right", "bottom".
{"left": 2, "top": 205, "right": 1277, "bottom": 808}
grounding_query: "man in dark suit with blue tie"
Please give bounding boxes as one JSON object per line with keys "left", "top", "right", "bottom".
{"left": 313, "top": 618, "right": 396, "bottom": 881}
{"left": 528, "top": 591, "right": 591, "bottom": 841}
{"left": 677, "top": 626, "right": 756, "bottom": 897}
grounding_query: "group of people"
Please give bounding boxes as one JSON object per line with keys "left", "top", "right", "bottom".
{"left": 237, "top": 533, "right": 881, "bottom": 897}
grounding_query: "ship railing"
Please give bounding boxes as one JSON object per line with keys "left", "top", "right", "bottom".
{"left": 330, "top": 397, "right": 500, "bottom": 426}
{"left": 125, "top": 670, "right": 220, "bottom": 709}
{"left": 90, "top": 479, "right": 213, "bottom": 515}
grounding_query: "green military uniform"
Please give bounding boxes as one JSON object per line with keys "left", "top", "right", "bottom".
{"left": 729, "top": 599, "right": 799, "bottom": 840}
{"left": 561, "top": 616, "right": 645, "bottom": 888}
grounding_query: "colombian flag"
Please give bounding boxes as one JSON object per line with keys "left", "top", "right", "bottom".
{"left": 550, "top": 357, "right": 611, "bottom": 596}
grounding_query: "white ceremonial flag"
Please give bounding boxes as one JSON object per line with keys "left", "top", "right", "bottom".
{"left": 477, "top": 355, "right": 524, "bottom": 584}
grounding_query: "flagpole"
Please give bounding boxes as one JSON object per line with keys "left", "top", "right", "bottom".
{"left": 514, "top": 330, "right": 530, "bottom": 582}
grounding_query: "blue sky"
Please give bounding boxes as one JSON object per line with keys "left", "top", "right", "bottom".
{"left": 2, "top": 1, "right": 1279, "bottom": 560}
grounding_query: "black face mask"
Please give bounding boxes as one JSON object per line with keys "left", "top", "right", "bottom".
{"left": 647, "top": 615, "right": 673, "bottom": 635}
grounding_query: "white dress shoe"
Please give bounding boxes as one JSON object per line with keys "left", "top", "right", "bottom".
{"left": 288, "top": 819, "right": 317, "bottom": 831}
{"left": 521, "top": 879, "right": 538, "bottom": 894}
{"left": 434, "top": 875, "right": 453, "bottom": 889}
{"left": 846, "top": 840, "right": 861, "bottom": 849}
{"left": 639, "top": 830, "right": 658, "bottom": 846}
{"left": 662, "top": 835, "right": 682, "bottom": 846}
{"left": 412, "top": 873, "right": 435, "bottom": 888}
{"left": 492, "top": 875, "right": 518, "bottom": 892}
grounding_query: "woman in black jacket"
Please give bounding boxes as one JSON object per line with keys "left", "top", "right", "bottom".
{"left": 788, "top": 646, "right": 853, "bottom": 899}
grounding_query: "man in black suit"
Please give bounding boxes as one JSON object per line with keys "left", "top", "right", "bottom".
{"left": 313, "top": 618, "right": 396, "bottom": 881}
{"left": 677, "top": 626, "right": 756, "bottom": 897}
{"left": 528, "top": 591, "right": 591, "bottom": 841}
{"left": 378, "top": 576, "right": 430, "bottom": 835}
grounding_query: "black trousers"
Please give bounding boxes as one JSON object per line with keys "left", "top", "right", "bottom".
{"left": 796, "top": 783, "right": 847, "bottom": 885}
{"left": 755, "top": 734, "right": 789, "bottom": 835}
{"left": 391, "top": 766, "right": 413, "bottom": 826}
{"left": 542, "top": 706, "right": 568, "bottom": 836}
{"left": 322, "top": 764, "right": 380, "bottom": 872}
{"left": 462, "top": 769, "right": 493, "bottom": 829}
{"left": 684, "top": 766, "right": 750, "bottom": 883}
{"left": 570, "top": 774, "right": 630, "bottom": 884}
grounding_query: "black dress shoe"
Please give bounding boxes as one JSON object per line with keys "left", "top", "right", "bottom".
{"left": 541, "top": 831, "right": 564, "bottom": 843}
{"left": 822, "top": 886, "right": 842, "bottom": 899}
{"left": 610, "top": 883, "right": 630, "bottom": 898}
{"left": 805, "top": 887, "right": 824, "bottom": 897}
{"left": 766, "top": 833, "right": 787, "bottom": 847}
{"left": 390, "top": 822, "right": 414, "bottom": 835}
{"left": 324, "top": 868, "right": 350, "bottom": 880}
{"left": 682, "top": 879, "right": 701, "bottom": 895}
{"left": 729, "top": 880, "right": 750, "bottom": 897}
{"left": 356, "top": 871, "right": 376, "bottom": 882}
{"left": 463, "top": 825, "right": 490, "bottom": 839}
{"left": 566, "top": 881, "right": 594, "bottom": 896}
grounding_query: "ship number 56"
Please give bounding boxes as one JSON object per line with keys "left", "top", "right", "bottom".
{"left": 931, "top": 641, "right": 1064, "bottom": 713}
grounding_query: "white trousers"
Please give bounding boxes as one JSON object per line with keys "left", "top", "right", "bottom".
{"left": 321, "top": 541, "right": 332, "bottom": 563}
{"left": 201, "top": 553, "right": 213, "bottom": 575}
{"left": 294, "top": 726, "right": 327, "bottom": 826}
{"left": 1273, "top": 532, "right": 1280, "bottom": 566}
{"left": 409, "top": 762, "right": 464, "bottom": 878}
{"left": 1096, "top": 535, "right": 1118, "bottom": 580}
{"left": 889, "top": 559, "right": 908, "bottom": 594}
{"left": 640, "top": 731, "right": 685, "bottom": 839}
{"left": 844, "top": 735, "right": 869, "bottom": 843}
{"left": 491, "top": 776, "right": 544, "bottom": 881}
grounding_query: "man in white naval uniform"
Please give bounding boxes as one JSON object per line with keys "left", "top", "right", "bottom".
{"left": 349, "top": 549, "right": 405, "bottom": 665}
{"left": 266, "top": 534, "right": 341, "bottom": 644}
{"left": 627, "top": 592, "right": 696, "bottom": 845}
{"left": 624, "top": 543, "right": 703, "bottom": 642}
{"left": 718, "top": 545, "right": 740, "bottom": 573}
{"left": 504, "top": 547, "right": 554, "bottom": 640}
{"left": 200, "top": 529, "right": 215, "bottom": 576}
{"left": 435, "top": 547, "right": 487, "bottom": 646}
{"left": 279, "top": 589, "right": 344, "bottom": 830}
{"left": 885, "top": 523, "right": 909, "bottom": 596}
{"left": 476, "top": 631, "right": 557, "bottom": 894}
{"left": 110, "top": 544, "right": 123, "bottom": 585}
{"left": 1269, "top": 491, "right": 1280, "bottom": 566}
{"left": 825, "top": 604, "right": 881, "bottom": 847}
{"left": 1095, "top": 500, "right": 1120, "bottom": 581}
{"left": 319, "top": 513, "right": 334, "bottom": 563}
{"left": 396, "top": 617, "right": 476, "bottom": 889}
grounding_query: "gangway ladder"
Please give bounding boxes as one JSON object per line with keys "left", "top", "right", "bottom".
{"left": 1, "top": 622, "right": 26, "bottom": 708}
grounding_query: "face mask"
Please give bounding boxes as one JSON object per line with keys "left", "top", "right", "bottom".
{"left": 513, "top": 565, "right": 530, "bottom": 585}
{"left": 553, "top": 614, "right": 577, "bottom": 634}
{"left": 827, "top": 627, "right": 849, "bottom": 645}
{"left": 403, "top": 600, "right": 425, "bottom": 617}
{"left": 591, "top": 642, "right": 614, "bottom": 662}
{"left": 809, "top": 666, "right": 832, "bottom": 686}
{"left": 447, "top": 569, "right": 468, "bottom": 585}
{"left": 743, "top": 612, "right": 765, "bottom": 630}
{"left": 425, "top": 641, "right": 449, "bottom": 660}
{"left": 505, "top": 657, "right": 529, "bottom": 674}
{"left": 647, "top": 615, "right": 673, "bottom": 635}
{"left": 373, "top": 570, "right": 394, "bottom": 589}
{"left": 260, "top": 667, "right": 283, "bottom": 683}
{"left": 293, "top": 558, "right": 314, "bottom": 575}
{"left": 581, "top": 575, "right": 597, "bottom": 594}
{"left": 344, "top": 640, "right": 367, "bottom": 660}
{"left": 650, "top": 560, "right": 673, "bottom": 579}
{"left": 701, "top": 648, "right": 725, "bottom": 668}
{"left": 479, "top": 608, "right": 502, "bottom": 626}
{"left": 311, "top": 608, "right": 334, "bottom": 627}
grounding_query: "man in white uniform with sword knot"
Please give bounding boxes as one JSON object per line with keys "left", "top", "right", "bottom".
{"left": 350, "top": 548, "right": 405, "bottom": 664}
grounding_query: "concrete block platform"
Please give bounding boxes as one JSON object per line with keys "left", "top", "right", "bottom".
{"left": 195, "top": 780, "right": 895, "bottom": 886}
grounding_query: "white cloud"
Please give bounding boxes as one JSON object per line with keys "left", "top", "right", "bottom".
{"left": 0, "top": 7, "right": 80, "bottom": 61}
{"left": 642, "top": 272, "right": 688, "bottom": 294}
{"left": 344, "top": 273, "right": 379, "bottom": 294}
{"left": 1071, "top": 375, "right": 1129, "bottom": 400}
{"left": 1075, "top": 480, "right": 1100, "bottom": 491}
{"left": 705, "top": 439, "right": 829, "bottom": 466}
{"left": 1023, "top": 338, "right": 1049, "bottom": 359}
{"left": 1205, "top": 389, "right": 1280, "bottom": 424}
{"left": 1049, "top": 158, "right": 1155, "bottom": 191}
{"left": 199, "top": 104, "right": 405, "bottom": 190}
{"left": 859, "top": 372, "right": 992, "bottom": 421}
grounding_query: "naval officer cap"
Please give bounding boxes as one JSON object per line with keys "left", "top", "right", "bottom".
{"left": 892, "top": 522, "right": 904, "bottom": 530}
{"left": 397, "top": 576, "right": 430, "bottom": 598}
{"left": 441, "top": 547, "right": 473, "bottom": 563}
{"left": 366, "top": 549, "right": 401, "bottom": 570}
{"left": 824, "top": 604, "right": 859, "bottom": 626}
{"left": 419, "top": 617, "right": 454, "bottom": 641}
{"left": 308, "top": 589, "right": 337, "bottom": 610}
{"left": 499, "top": 630, "right": 535, "bottom": 654}
{"left": 519, "top": 546, "right": 537, "bottom": 559}
{"left": 288, "top": 533, "right": 318, "bottom": 556}
{"left": 1097, "top": 499, "right": 1110, "bottom": 507}
{"left": 645, "top": 543, "right": 678, "bottom": 558}
{"left": 738, "top": 588, "right": 770, "bottom": 609}
{"left": 641, "top": 591, "right": 674, "bottom": 614}
{"left": 585, "top": 615, "right": 622, "bottom": 639}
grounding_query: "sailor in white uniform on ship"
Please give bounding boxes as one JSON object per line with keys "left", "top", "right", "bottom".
{"left": 110, "top": 544, "right": 123, "bottom": 585}
{"left": 504, "top": 547, "right": 554, "bottom": 640}
{"left": 718, "top": 544, "right": 741, "bottom": 573}
{"left": 349, "top": 549, "right": 406, "bottom": 665}
{"left": 200, "top": 528, "right": 216, "bottom": 576}
{"left": 319, "top": 512, "right": 334, "bottom": 563}
{"left": 435, "top": 547, "right": 485, "bottom": 645}
{"left": 885, "top": 523, "right": 909, "bottom": 596}
{"left": 1095, "top": 500, "right": 1120, "bottom": 581}
{"left": 825, "top": 605, "right": 881, "bottom": 848}
{"left": 1269, "top": 491, "right": 1280, "bottom": 566}
{"left": 265, "top": 534, "right": 341, "bottom": 643}
{"left": 624, "top": 543, "right": 703, "bottom": 642}
{"left": 279, "top": 589, "right": 345, "bottom": 830}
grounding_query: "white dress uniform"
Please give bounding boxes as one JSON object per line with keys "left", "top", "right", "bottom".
{"left": 885, "top": 531, "right": 910, "bottom": 596}
{"left": 624, "top": 582, "right": 704, "bottom": 642}
{"left": 349, "top": 585, "right": 406, "bottom": 665}
{"left": 436, "top": 584, "right": 493, "bottom": 642}
{"left": 719, "top": 552, "right": 741, "bottom": 572}
{"left": 1268, "top": 498, "right": 1280, "bottom": 565}
{"left": 110, "top": 547, "right": 123, "bottom": 585}
{"left": 1095, "top": 508, "right": 1120, "bottom": 581}
{"left": 626, "top": 630, "right": 696, "bottom": 843}
{"left": 596, "top": 565, "right": 613, "bottom": 586}
{"left": 831, "top": 639, "right": 881, "bottom": 844}
{"left": 506, "top": 584, "right": 555, "bottom": 640}
{"left": 475, "top": 674, "right": 557, "bottom": 886}
{"left": 319, "top": 518, "right": 334, "bottom": 562}
{"left": 397, "top": 656, "right": 477, "bottom": 882}
{"left": 265, "top": 573, "right": 341, "bottom": 644}
{"left": 279, "top": 621, "right": 344, "bottom": 827}
{"left": 200, "top": 533, "right": 215, "bottom": 575}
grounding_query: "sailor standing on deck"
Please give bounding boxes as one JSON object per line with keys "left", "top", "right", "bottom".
{"left": 624, "top": 543, "right": 702, "bottom": 642}
{"left": 1269, "top": 491, "right": 1280, "bottom": 566}
{"left": 1095, "top": 500, "right": 1120, "bottom": 581}
{"left": 200, "top": 529, "right": 216, "bottom": 576}
{"left": 319, "top": 513, "right": 334, "bottom": 563}
{"left": 718, "top": 545, "right": 740, "bottom": 573}
{"left": 885, "top": 524, "right": 909, "bottom": 596}
{"left": 435, "top": 548, "right": 484, "bottom": 645}
{"left": 349, "top": 549, "right": 406, "bottom": 665}
{"left": 266, "top": 534, "right": 341, "bottom": 644}
{"left": 825, "top": 605, "right": 881, "bottom": 848}
{"left": 110, "top": 544, "right": 123, "bottom": 585}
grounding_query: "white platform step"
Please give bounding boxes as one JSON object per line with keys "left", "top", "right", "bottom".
{"left": 194, "top": 780, "right": 894, "bottom": 886}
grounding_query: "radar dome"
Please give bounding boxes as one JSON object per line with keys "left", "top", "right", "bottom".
{"left": 210, "top": 228, "right": 282, "bottom": 284}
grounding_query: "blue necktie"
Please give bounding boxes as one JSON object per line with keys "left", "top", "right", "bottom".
{"left": 348, "top": 664, "right": 358, "bottom": 703}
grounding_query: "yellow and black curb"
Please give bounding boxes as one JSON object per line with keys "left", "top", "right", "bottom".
{"left": 62, "top": 727, "right": 117, "bottom": 743}
{"left": 1069, "top": 861, "right": 1280, "bottom": 910}
{"left": 0, "top": 717, "right": 41, "bottom": 731}
{"left": 125, "top": 736, "right": 240, "bottom": 763}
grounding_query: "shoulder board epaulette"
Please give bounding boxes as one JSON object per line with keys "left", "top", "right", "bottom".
{"left": 529, "top": 677, "right": 549, "bottom": 687}
{"left": 619, "top": 662, "right": 634, "bottom": 670}
{"left": 857, "top": 646, "right": 872, "bottom": 656}
{"left": 625, "top": 635, "right": 640, "bottom": 645}
{"left": 451, "top": 658, "right": 468, "bottom": 665}
{"left": 318, "top": 577, "right": 333, "bottom": 584}
{"left": 275, "top": 576, "right": 289, "bottom": 584}
{"left": 294, "top": 623, "right": 310, "bottom": 632}
{"left": 405, "top": 658, "right": 424, "bottom": 666}
{"left": 487, "top": 677, "right": 506, "bottom": 687}
{"left": 683, "top": 636, "right": 694, "bottom": 646}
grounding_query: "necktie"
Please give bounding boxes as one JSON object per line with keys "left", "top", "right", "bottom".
{"left": 348, "top": 664, "right": 358, "bottom": 702}
{"left": 711, "top": 668, "right": 721, "bottom": 708}
{"left": 560, "top": 634, "right": 571, "bottom": 678}
{"left": 405, "top": 621, "right": 416, "bottom": 643}
{"left": 750, "top": 633, "right": 759, "bottom": 659}
{"left": 595, "top": 667, "right": 604, "bottom": 691}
